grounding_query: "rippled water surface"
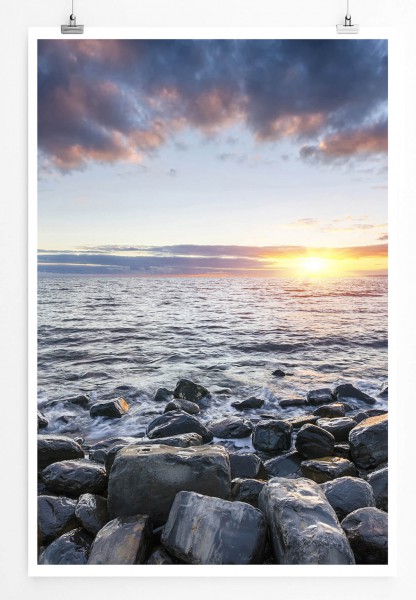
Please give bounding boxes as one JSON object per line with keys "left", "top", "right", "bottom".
{"left": 37, "top": 276, "right": 388, "bottom": 441}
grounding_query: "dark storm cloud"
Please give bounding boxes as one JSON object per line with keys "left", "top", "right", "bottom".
{"left": 38, "top": 39, "right": 387, "bottom": 171}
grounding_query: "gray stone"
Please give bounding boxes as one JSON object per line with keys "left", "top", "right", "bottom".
{"left": 108, "top": 444, "right": 231, "bottom": 526}
{"left": 272, "top": 369, "right": 286, "bottom": 377}
{"left": 88, "top": 515, "right": 152, "bottom": 564}
{"left": 38, "top": 495, "right": 78, "bottom": 544}
{"left": 173, "top": 379, "right": 210, "bottom": 405}
{"left": 147, "top": 547, "right": 177, "bottom": 564}
{"left": 38, "top": 411, "right": 48, "bottom": 430}
{"left": 353, "top": 411, "right": 370, "bottom": 424}
{"left": 379, "top": 382, "right": 388, "bottom": 398}
{"left": 316, "top": 417, "right": 357, "bottom": 442}
{"left": 147, "top": 410, "right": 213, "bottom": 443}
{"left": 349, "top": 414, "right": 388, "bottom": 469}
{"left": 231, "top": 397, "right": 264, "bottom": 410}
{"left": 288, "top": 414, "right": 319, "bottom": 428}
{"left": 75, "top": 493, "right": 109, "bottom": 535}
{"left": 259, "top": 478, "right": 355, "bottom": 564}
{"left": 264, "top": 451, "right": 302, "bottom": 479}
{"left": 320, "top": 476, "right": 376, "bottom": 520}
{"left": 161, "top": 491, "right": 266, "bottom": 564}
{"left": 164, "top": 399, "right": 200, "bottom": 415}
{"left": 334, "top": 384, "right": 376, "bottom": 406}
{"left": 252, "top": 420, "right": 292, "bottom": 452}
{"left": 334, "top": 443, "right": 351, "bottom": 460}
{"left": 313, "top": 403, "right": 346, "bottom": 418}
{"left": 295, "top": 424, "right": 335, "bottom": 459}
{"left": 301, "top": 457, "right": 357, "bottom": 484}
{"left": 231, "top": 478, "right": 265, "bottom": 507}
{"left": 341, "top": 507, "right": 388, "bottom": 564}
{"left": 154, "top": 388, "right": 173, "bottom": 403}
{"left": 42, "top": 459, "right": 107, "bottom": 496}
{"left": 209, "top": 416, "right": 253, "bottom": 439}
{"left": 90, "top": 398, "right": 129, "bottom": 419}
{"left": 38, "top": 435, "right": 84, "bottom": 469}
{"left": 306, "top": 388, "right": 334, "bottom": 405}
{"left": 368, "top": 466, "right": 388, "bottom": 512}
{"left": 229, "top": 453, "right": 263, "bottom": 479}
{"left": 38, "top": 528, "right": 93, "bottom": 565}
{"left": 279, "top": 398, "right": 308, "bottom": 409}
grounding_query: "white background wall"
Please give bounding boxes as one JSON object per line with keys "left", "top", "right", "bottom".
{"left": 1, "top": 1, "right": 415, "bottom": 598}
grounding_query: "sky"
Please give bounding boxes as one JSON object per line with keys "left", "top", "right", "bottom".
{"left": 37, "top": 39, "right": 388, "bottom": 277}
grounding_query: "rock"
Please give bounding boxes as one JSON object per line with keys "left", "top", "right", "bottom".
{"left": 301, "top": 457, "right": 357, "bottom": 483}
{"left": 341, "top": 507, "right": 388, "bottom": 564}
{"left": 279, "top": 398, "right": 308, "bottom": 409}
{"left": 258, "top": 478, "right": 355, "bottom": 564}
{"left": 264, "top": 451, "right": 302, "bottom": 479}
{"left": 313, "top": 403, "right": 346, "bottom": 418}
{"left": 334, "top": 443, "right": 351, "bottom": 459}
{"left": 67, "top": 394, "right": 90, "bottom": 407}
{"left": 90, "top": 398, "right": 129, "bottom": 419}
{"left": 353, "top": 411, "right": 370, "bottom": 424}
{"left": 306, "top": 388, "right": 334, "bottom": 406}
{"left": 229, "top": 453, "right": 263, "bottom": 479}
{"left": 231, "top": 397, "right": 264, "bottom": 410}
{"left": 272, "top": 369, "right": 286, "bottom": 377}
{"left": 154, "top": 387, "right": 172, "bottom": 403}
{"left": 334, "top": 384, "right": 375, "bottom": 406}
{"left": 147, "top": 410, "right": 213, "bottom": 443}
{"left": 161, "top": 491, "right": 266, "bottom": 564}
{"left": 288, "top": 414, "right": 319, "bottom": 428}
{"left": 164, "top": 399, "right": 200, "bottom": 415}
{"left": 88, "top": 436, "right": 139, "bottom": 451}
{"left": 209, "top": 416, "right": 253, "bottom": 439}
{"left": 42, "top": 459, "right": 107, "bottom": 496}
{"left": 252, "top": 420, "right": 292, "bottom": 452}
{"left": 173, "top": 379, "right": 210, "bottom": 405}
{"left": 231, "top": 478, "right": 265, "bottom": 507}
{"left": 88, "top": 515, "right": 152, "bottom": 564}
{"left": 320, "top": 476, "right": 376, "bottom": 520}
{"left": 316, "top": 417, "right": 357, "bottom": 442}
{"left": 379, "top": 382, "right": 388, "bottom": 398}
{"left": 75, "top": 494, "right": 109, "bottom": 535}
{"left": 295, "top": 424, "right": 335, "bottom": 459}
{"left": 37, "top": 411, "right": 48, "bottom": 429}
{"left": 38, "top": 435, "right": 84, "bottom": 469}
{"left": 147, "top": 547, "right": 177, "bottom": 564}
{"left": 348, "top": 414, "right": 388, "bottom": 469}
{"left": 367, "top": 409, "right": 388, "bottom": 417}
{"left": 108, "top": 444, "right": 231, "bottom": 526}
{"left": 368, "top": 466, "right": 388, "bottom": 511}
{"left": 38, "top": 528, "right": 93, "bottom": 565}
{"left": 38, "top": 495, "right": 78, "bottom": 544}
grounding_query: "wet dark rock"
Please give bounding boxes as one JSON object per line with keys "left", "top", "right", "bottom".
{"left": 75, "top": 493, "right": 109, "bottom": 535}
{"left": 67, "top": 394, "right": 90, "bottom": 407}
{"left": 231, "top": 397, "right": 264, "bottom": 410}
{"left": 38, "top": 528, "right": 93, "bottom": 565}
{"left": 368, "top": 466, "right": 388, "bottom": 512}
{"left": 259, "top": 478, "right": 355, "bottom": 564}
{"left": 334, "top": 443, "right": 351, "bottom": 460}
{"left": 147, "top": 410, "right": 213, "bottom": 443}
{"left": 272, "top": 369, "right": 286, "bottom": 377}
{"left": 42, "top": 459, "right": 107, "bottom": 496}
{"left": 341, "top": 507, "right": 388, "bottom": 564}
{"left": 279, "top": 398, "right": 308, "bottom": 409}
{"left": 164, "top": 399, "right": 200, "bottom": 415}
{"left": 252, "top": 420, "right": 292, "bottom": 452}
{"left": 173, "top": 379, "right": 210, "bottom": 405}
{"left": 37, "top": 411, "right": 48, "bottom": 430}
{"left": 154, "top": 388, "right": 173, "bottom": 403}
{"left": 231, "top": 478, "right": 265, "bottom": 507}
{"left": 38, "top": 495, "right": 78, "bottom": 544}
{"left": 147, "top": 547, "right": 177, "bottom": 564}
{"left": 288, "top": 414, "right": 319, "bottom": 428}
{"left": 379, "top": 382, "right": 388, "bottom": 398}
{"left": 229, "top": 453, "right": 263, "bottom": 479}
{"left": 88, "top": 515, "right": 153, "bottom": 564}
{"left": 38, "top": 435, "right": 85, "bottom": 469}
{"left": 306, "top": 388, "right": 334, "bottom": 406}
{"left": 367, "top": 409, "right": 388, "bottom": 417}
{"left": 301, "top": 457, "right": 357, "bottom": 483}
{"left": 313, "top": 403, "right": 346, "bottom": 418}
{"left": 264, "top": 451, "right": 302, "bottom": 479}
{"left": 88, "top": 437, "right": 139, "bottom": 452}
{"left": 295, "top": 424, "right": 335, "bottom": 459}
{"left": 334, "top": 384, "right": 376, "bottom": 406}
{"left": 320, "top": 476, "right": 376, "bottom": 520}
{"left": 209, "top": 416, "right": 253, "bottom": 439}
{"left": 161, "top": 491, "right": 266, "bottom": 564}
{"left": 108, "top": 444, "right": 231, "bottom": 526}
{"left": 349, "top": 414, "right": 388, "bottom": 469}
{"left": 316, "top": 417, "right": 357, "bottom": 442}
{"left": 353, "top": 411, "right": 370, "bottom": 424}
{"left": 90, "top": 398, "right": 129, "bottom": 419}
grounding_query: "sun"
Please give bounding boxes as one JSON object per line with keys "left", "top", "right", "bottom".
{"left": 299, "top": 256, "right": 333, "bottom": 276}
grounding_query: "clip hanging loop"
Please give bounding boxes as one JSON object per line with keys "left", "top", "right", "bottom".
{"left": 336, "top": 0, "right": 359, "bottom": 34}
{"left": 61, "top": 1, "right": 84, "bottom": 34}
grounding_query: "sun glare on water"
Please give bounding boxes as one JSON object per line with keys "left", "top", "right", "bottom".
{"left": 298, "top": 256, "right": 334, "bottom": 276}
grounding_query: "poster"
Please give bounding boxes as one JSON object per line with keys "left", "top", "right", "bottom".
{"left": 29, "top": 29, "right": 389, "bottom": 575}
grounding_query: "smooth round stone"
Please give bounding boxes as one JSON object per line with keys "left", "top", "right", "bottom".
{"left": 341, "top": 507, "right": 388, "bottom": 564}
{"left": 252, "top": 420, "right": 292, "bottom": 452}
{"left": 306, "top": 388, "right": 334, "bottom": 405}
{"left": 75, "top": 493, "right": 109, "bottom": 535}
{"left": 349, "top": 414, "right": 388, "bottom": 469}
{"left": 320, "top": 476, "right": 376, "bottom": 520}
{"left": 301, "top": 457, "right": 357, "bottom": 484}
{"left": 38, "top": 528, "right": 93, "bottom": 565}
{"left": 264, "top": 451, "right": 302, "bottom": 479}
{"left": 209, "top": 416, "right": 253, "bottom": 439}
{"left": 313, "top": 403, "right": 346, "bottom": 418}
{"left": 147, "top": 410, "right": 213, "bottom": 443}
{"left": 295, "top": 424, "right": 335, "bottom": 459}
{"left": 38, "top": 495, "right": 78, "bottom": 544}
{"left": 334, "top": 384, "right": 375, "bottom": 406}
{"left": 38, "top": 435, "right": 84, "bottom": 469}
{"left": 316, "top": 417, "right": 357, "bottom": 442}
{"left": 42, "top": 459, "right": 107, "bottom": 496}
{"left": 231, "top": 397, "right": 264, "bottom": 410}
{"left": 231, "top": 478, "right": 265, "bottom": 507}
{"left": 164, "top": 399, "right": 200, "bottom": 415}
{"left": 90, "top": 398, "right": 129, "bottom": 419}
{"left": 367, "top": 466, "right": 388, "bottom": 512}
{"left": 173, "top": 379, "right": 210, "bottom": 405}
{"left": 229, "top": 453, "right": 263, "bottom": 479}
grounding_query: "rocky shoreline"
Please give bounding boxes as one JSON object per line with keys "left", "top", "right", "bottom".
{"left": 37, "top": 378, "right": 388, "bottom": 565}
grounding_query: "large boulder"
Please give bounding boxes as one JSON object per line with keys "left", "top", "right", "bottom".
{"left": 147, "top": 410, "right": 213, "bottom": 443}
{"left": 88, "top": 515, "right": 152, "bottom": 564}
{"left": 209, "top": 416, "right": 253, "bottom": 439}
{"left": 320, "top": 476, "right": 376, "bottom": 520}
{"left": 161, "top": 491, "right": 266, "bottom": 564}
{"left": 164, "top": 399, "right": 200, "bottom": 415}
{"left": 334, "top": 384, "right": 375, "bottom": 406}
{"left": 173, "top": 379, "right": 210, "bottom": 405}
{"left": 38, "top": 435, "right": 84, "bottom": 469}
{"left": 316, "top": 417, "right": 357, "bottom": 442}
{"left": 38, "top": 528, "right": 93, "bottom": 565}
{"left": 295, "top": 424, "right": 335, "bottom": 459}
{"left": 108, "top": 444, "right": 231, "bottom": 526}
{"left": 348, "top": 414, "right": 388, "bottom": 469}
{"left": 367, "top": 466, "right": 388, "bottom": 512}
{"left": 258, "top": 478, "right": 355, "bottom": 564}
{"left": 341, "top": 507, "right": 388, "bottom": 564}
{"left": 75, "top": 494, "right": 109, "bottom": 535}
{"left": 90, "top": 398, "right": 129, "bottom": 419}
{"left": 38, "top": 495, "right": 78, "bottom": 544}
{"left": 313, "top": 403, "right": 346, "bottom": 418}
{"left": 301, "top": 457, "right": 357, "bottom": 483}
{"left": 252, "top": 420, "right": 292, "bottom": 452}
{"left": 229, "top": 453, "right": 263, "bottom": 479}
{"left": 41, "top": 459, "right": 107, "bottom": 496}
{"left": 306, "top": 388, "right": 334, "bottom": 405}
{"left": 231, "top": 397, "right": 264, "bottom": 410}
{"left": 264, "top": 451, "right": 302, "bottom": 479}
{"left": 231, "top": 478, "right": 265, "bottom": 507}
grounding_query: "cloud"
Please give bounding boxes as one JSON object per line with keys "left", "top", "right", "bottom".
{"left": 378, "top": 233, "right": 388, "bottom": 241}
{"left": 38, "top": 39, "right": 387, "bottom": 171}
{"left": 288, "top": 218, "right": 319, "bottom": 228}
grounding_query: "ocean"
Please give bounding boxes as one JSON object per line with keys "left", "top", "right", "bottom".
{"left": 37, "top": 276, "right": 388, "bottom": 443}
